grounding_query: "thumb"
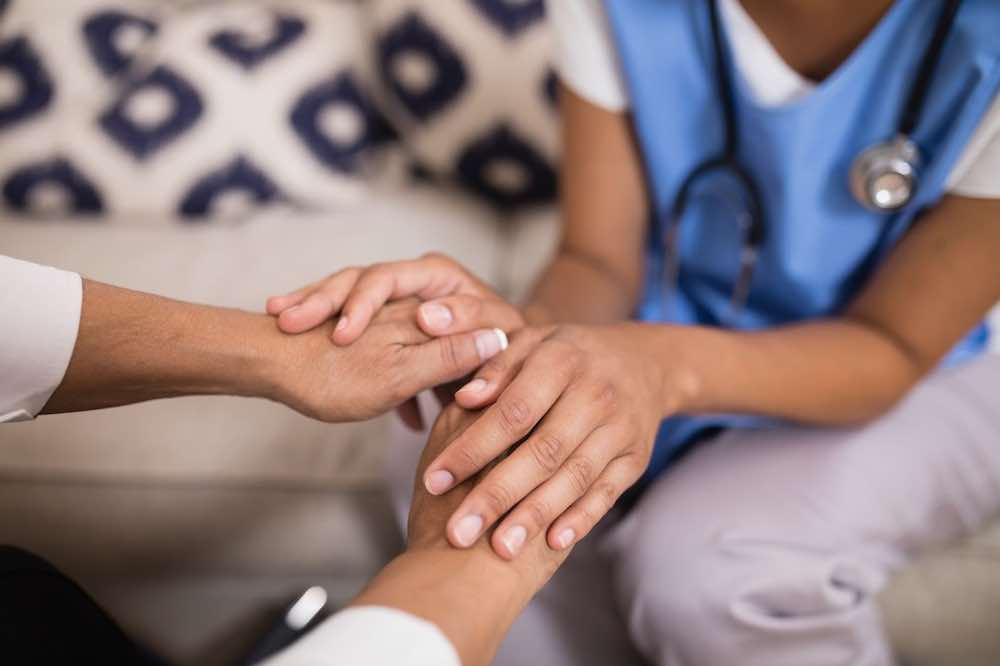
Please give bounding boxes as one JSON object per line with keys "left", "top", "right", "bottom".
{"left": 418, "top": 295, "right": 524, "bottom": 337}
{"left": 403, "top": 328, "right": 508, "bottom": 394}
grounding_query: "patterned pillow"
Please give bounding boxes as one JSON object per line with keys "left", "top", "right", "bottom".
{"left": 0, "top": 0, "right": 395, "bottom": 221}
{"left": 368, "top": 0, "right": 560, "bottom": 211}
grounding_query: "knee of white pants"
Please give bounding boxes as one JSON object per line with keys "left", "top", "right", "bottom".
{"left": 613, "top": 497, "right": 894, "bottom": 666}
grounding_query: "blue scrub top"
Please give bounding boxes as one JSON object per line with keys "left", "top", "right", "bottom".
{"left": 603, "top": 0, "right": 1000, "bottom": 475}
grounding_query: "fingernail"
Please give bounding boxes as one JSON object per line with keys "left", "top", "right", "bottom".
{"left": 556, "top": 528, "right": 576, "bottom": 550}
{"left": 475, "top": 328, "right": 507, "bottom": 361}
{"left": 458, "top": 378, "right": 488, "bottom": 396}
{"left": 335, "top": 316, "right": 349, "bottom": 331}
{"left": 284, "top": 304, "right": 300, "bottom": 314}
{"left": 420, "top": 302, "right": 453, "bottom": 330}
{"left": 454, "top": 514, "right": 484, "bottom": 547}
{"left": 425, "top": 469, "right": 455, "bottom": 495}
{"left": 502, "top": 525, "right": 527, "bottom": 557}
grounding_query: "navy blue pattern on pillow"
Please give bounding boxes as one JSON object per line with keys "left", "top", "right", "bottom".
{"left": 99, "top": 66, "right": 204, "bottom": 160}
{"left": 470, "top": 0, "right": 545, "bottom": 37}
{"left": 3, "top": 158, "right": 104, "bottom": 214}
{"left": 180, "top": 156, "right": 280, "bottom": 219}
{"left": 0, "top": 37, "right": 54, "bottom": 131}
{"left": 83, "top": 11, "right": 158, "bottom": 77}
{"left": 543, "top": 69, "right": 559, "bottom": 108}
{"left": 291, "top": 72, "right": 396, "bottom": 173}
{"left": 209, "top": 13, "right": 307, "bottom": 70}
{"left": 455, "top": 124, "right": 557, "bottom": 210}
{"left": 377, "top": 12, "right": 467, "bottom": 123}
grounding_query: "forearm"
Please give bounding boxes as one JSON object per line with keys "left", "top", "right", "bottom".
{"left": 351, "top": 546, "right": 533, "bottom": 666}
{"left": 43, "top": 280, "right": 280, "bottom": 413}
{"left": 652, "top": 317, "right": 927, "bottom": 426}
{"left": 524, "top": 247, "right": 641, "bottom": 325}
{"left": 525, "top": 87, "right": 647, "bottom": 327}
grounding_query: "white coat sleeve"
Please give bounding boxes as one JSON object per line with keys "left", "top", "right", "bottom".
{"left": 262, "top": 606, "right": 461, "bottom": 666}
{"left": 0, "top": 255, "right": 82, "bottom": 423}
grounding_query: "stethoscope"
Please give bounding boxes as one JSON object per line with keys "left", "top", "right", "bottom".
{"left": 662, "top": 0, "right": 962, "bottom": 318}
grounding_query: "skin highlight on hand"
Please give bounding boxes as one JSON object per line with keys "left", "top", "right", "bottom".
{"left": 266, "top": 253, "right": 525, "bottom": 346}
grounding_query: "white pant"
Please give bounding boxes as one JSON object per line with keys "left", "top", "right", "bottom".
{"left": 387, "top": 354, "right": 1000, "bottom": 666}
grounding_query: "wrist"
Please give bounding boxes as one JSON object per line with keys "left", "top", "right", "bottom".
{"left": 354, "top": 547, "right": 528, "bottom": 666}
{"left": 522, "top": 301, "right": 554, "bottom": 326}
{"left": 46, "top": 282, "right": 286, "bottom": 412}
{"left": 208, "top": 308, "right": 288, "bottom": 402}
{"left": 631, "top": 322, "right": 704, "bottom": 416}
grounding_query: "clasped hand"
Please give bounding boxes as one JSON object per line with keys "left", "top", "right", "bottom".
{"left": 266, "top": 298, "right": 508, "bottom": 424}
{"left": 268, "top": 255, "right": 669, "bottom": 558}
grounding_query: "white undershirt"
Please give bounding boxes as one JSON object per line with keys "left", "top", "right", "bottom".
{"left": 547, "top": 0, "right": 1000, "bottom": 198}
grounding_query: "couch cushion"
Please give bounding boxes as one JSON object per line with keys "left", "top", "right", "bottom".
{"left": 0, "top": 0, "right": 396, "bottom": 221}
{"left": 368, "top": 0, "right": 560, "bottom": 211}
{"left": 0, "top": 182, "right": 502, "bottom": 484}
{"left": 880, "top": 519, "right": 1000, "bottom": 666}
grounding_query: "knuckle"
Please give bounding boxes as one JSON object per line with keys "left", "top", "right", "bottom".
{"left": 576, "top": 504, "right": 599, "bottom": 529}
{"left": 563, "top": 455, "right": 595, "bottom": 495}
{"left": 528, "top": 432, "right": 565, "bottom": 475}
{"left": 356, "top": 265, "right": 381, "bottom": 285}
{"left": 522, "top": 498, "right": 553, "bottom": 530}
{"left": 592, "top": 479, "right": 619, "bottom": 512}
{"left": 422, "top": 251, "right": 455, "bottom": 268}
{"left": 336, "top": 266, "right": 361, "bottom": 280}
{"left": 452, "top": 443, "right": 485, "bottom": 474}
{"left": 592, "top": 382, "right": 619, "bottom": 414}
{"left": 497, "top": 396, "right": 534, "bottom": 436}
{"left": 385, "top": 368, "right": 413, "bottom": 403}
{"left": 438, "top": 337, "right": 463, "bottom": 371}
{"left": 481, "top": 481, "right": 515, "bottom": 517}
{"left": 545, "top": 340, "right": 586, "bottom": 372}
{"left": 480, "top": 355, "right": 508, "bottom": 378}
{"left": 593, "top": 381, "right": 618, "bottom": 406}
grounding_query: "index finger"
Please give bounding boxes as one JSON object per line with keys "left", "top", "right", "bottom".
{"left": 334, "top": 258, "right": 479, "bottom": 345}
{"left": 421, "top": 341, "right": 577, "bottom": 495}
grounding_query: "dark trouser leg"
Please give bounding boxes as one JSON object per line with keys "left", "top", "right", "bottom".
{"left": 0, "top": 545, "right": 155, "bottom": 665}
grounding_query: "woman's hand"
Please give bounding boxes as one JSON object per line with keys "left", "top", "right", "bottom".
{"left": 265, "top": 300, "right": 508, "bottom": 423}
{"left": 421, "top": 323, "right": 687, "bottom": 559}
{"left": 351, "top": 404, "right": 571, "bottom": 666}
{"left": 266, "top": 253, "right": 525, "bottom": 344}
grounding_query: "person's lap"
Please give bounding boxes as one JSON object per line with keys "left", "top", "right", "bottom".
{"left": 389, "top": 354, "right": 1000, "bottom": 666}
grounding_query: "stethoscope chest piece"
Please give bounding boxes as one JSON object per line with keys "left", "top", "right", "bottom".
{"left": 849, "top": 135, "right": 922, "bottom": 212}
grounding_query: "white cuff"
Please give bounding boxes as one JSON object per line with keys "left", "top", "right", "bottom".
{"left": 0, "top": 256, "right": 82, "bottom": 422}
{"left": 263, "top": 606, "right": 461, "bottom": 666}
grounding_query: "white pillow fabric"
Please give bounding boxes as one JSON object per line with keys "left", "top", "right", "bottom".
{"left": 368, "top": 0, "right": 560, "bottom": 211}
{"left": 0, "top": 0, "right": 395, "bottom": 221}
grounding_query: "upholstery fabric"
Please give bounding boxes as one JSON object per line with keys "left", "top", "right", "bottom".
{"left": 0, "top": 0, "right": 394, "bottom": 221}
{"left": 368, "top": 0, "right": 560, "bottom": 210}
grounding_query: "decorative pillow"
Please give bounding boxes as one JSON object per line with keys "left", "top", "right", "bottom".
{"left": 367, "top": 0, "right": 560, "bottom": 210}
{"left": 0, "top": 0, "right": 396, "bottom": 221}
